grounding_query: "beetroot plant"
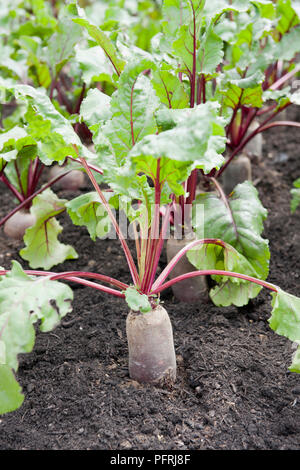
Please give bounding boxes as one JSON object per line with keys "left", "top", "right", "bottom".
{"left": 213, "top": 0, "right": 300, "bottom": 191}
{"left": 0, "top": 48, "right": 300, "bottom": 415}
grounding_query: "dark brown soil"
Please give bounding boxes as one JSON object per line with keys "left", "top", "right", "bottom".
{"left": 0, "top": 106, "right": 299, "bottom": 451}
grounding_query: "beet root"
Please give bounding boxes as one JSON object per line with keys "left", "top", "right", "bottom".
{"left": 245, "top": 120, "right": 263, "bottom": 159}
{"left": 166, "top": 235, "right": 208, "bottom": 303}
{"left": 221, "top": 154, "right": 252, "bottom": 195}
{"left": 126, "top": 305, "right": 176, "bottom": 386}
{"left": 3, "top": 209, "right": 36, "bottom": 240}
{"left": 49, "top": 165, "right": 85, "bottom": 191}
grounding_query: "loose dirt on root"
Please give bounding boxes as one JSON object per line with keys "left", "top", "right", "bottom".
{"left": 0, "top": 106, "right": 299, "bottom": 451}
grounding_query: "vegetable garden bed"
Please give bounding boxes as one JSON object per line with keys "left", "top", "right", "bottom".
{"left": 0, "top": 105, "right": 299, "bottom": 451}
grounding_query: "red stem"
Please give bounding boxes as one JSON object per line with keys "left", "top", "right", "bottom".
{"left": 189, "top": 2, "right": 197, "bottom": 108}
{"left": 74, "top": 83, "right": 86, "bottom": 114}
{"left": 31, "top": 160, "right": 44, "bottom": 191}
{"left": 141, "top": 159, "right": 162, "bottom": 292}
{"left": 14, "top": 160, "right": 25, "bottom": 198}
{"left": 186, "top": 168, "right": 198, "bottom": 205}
{"left": 51, "top": 276, "right": 125, "bottom": 297}
{"left": 196, "top": 75, "right": 201, "bottom": 105}
{"left": 26, "top": 157, "right": 41, "bottom": 198}
{"left": 44, "top": 271, "right": 128, "bottom": 290}
{"left": 151, "top": 269, "right": 278, "bottom": 295}
{"left": 66, "top": 156, "right": 103, "bottom": 176}
{"left": 0, "top": 173, "right": 23, "bottom": 203}
{"left": 151, "top": 237, "right": 231, "bottom": 291}
{"left": 202, "top": 74, "right": 206, "bottom": 104}
{"left": 0, "top": 156, "right": 104, "bottom": 228}
{"left": 0, "top": 169, "right": 74, "bottom": 227}
{"left": 55, "top": 82, "right": 73, "bottom": 114}
{"left": 49, "top": 78, "right": 57, "bottom": 101}
{"left": 270, "top": 64, "right": 300, "bottom": 91}
{"left": 236, "top": 107, "right": 258, "bottom": 147}
{"left": 0, "top": 269, "right": 128, "bottom": 297}
{"left": 258, "top": 120, "right": 300, "bottom": 132}
{"left": 27, "top": 159, "right": 33, "bottom": 195}
{"left": 217, "top": 102, "right": 290, "bottom": 178}
{"left": 226, "top": 89, "right": 244, "bottom": 139}
{"left": 256, "top": 103, "right": 278, "bottom": 117}
{"left": 146, "top": 204, "right": 171, "bottom": 294}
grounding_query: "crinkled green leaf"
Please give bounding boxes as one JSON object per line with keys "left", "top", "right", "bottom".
{"left": 210, "top": 277, "right": 262, "bottom": 306}
{"left": 151, "top": 66, "right": 189, "bottom": 109}
{"left": 269, "top": 289, "right": 300, "bottom": 344}
{"left": 0, "top": 365, "right": 24, "bottom": 415}
{"left": 276, "top": 0, "right": 300, "bottom": 34}
{"left": 0, "top": 126, "right": 27, "bottom": 159}
{"left": 11, "top": 0, "right": 56, "bottom": 43}
{"left": 172, "top": 24, "right": 195, "bottom": 75}
{"left": 91, "top": 126, "right": 146, "bottom": 199}
{"left": 161, "top": 0, "right": 206, "bottom": 76}
{"left": 127, "top": 104, "right": 226, "bottom": 198}
{"left": 20, "top": 189, "right": 78, "bottom": 270}
{"left": 101, "top": 58, "right": 159, "bottom": 160}
{"left": 187, "top": 240, "right": 260, "bottom": 278}
{"left": 162, "top": 0, "right": 205, "bottom": 38}
{"left": 0, "top": 126, "right": 38, "bottom": 184}
{"left": 194, "top": 181, "right": 270, "bottom": 278}
{"left": 274, "top": 27, "right": 300, "bottom": 61}
{"left": 289, "top": 345, "right": 300, "bottom": 373}
{"left": 251, "top": 0, "right": 276, "bottom": 19}
{"left": 130, "top": 103, "right": 226, "bottom": 174}
{"left": 47, "top": 15, "right": 82, "bottom": 78}
{"left": 90, "top": 59, "right": 160, "bottom": 198}
{"left": 134, "top": 155, "right": 190, "bottom": 197}
{"left": 192, "top": 181, "right": 270, "bottom": 305}
{"left": 203, "top": 0, "right": 250, "bottom": 20}
{"left": 6, "top": 84, "right": 94, "bottom": 164}
{"left": 0, "top": 43, "right": 27, "bottom": 80}
{"left": 0, "top": 260, "right": 73, "bottom": 414}
{"left": 80, "top": 88, "right": 111, "bottom": 127}
{"left": 66, "top": 191, "right": 113, "bottom": 241}
{"left": 219, "top": 70, "right": 264, "bottom": 109}
{"left": 197, "top": 22, "right": 224, "bottom": 75}
{"left": 73, "top": 18, "right": 126, "bottom": 76}
{"left": 75, "top": 45, "right": 115, "bottom": 86}
{"left": 187, "top": 239, "right": 263, "bottom": 306}
{"left": 290, "top": 91, "right": 300, "bottom": 106}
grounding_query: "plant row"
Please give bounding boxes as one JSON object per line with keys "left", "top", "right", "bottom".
{"left": 0, "top": 0, "right": 300, "bottom": 415}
